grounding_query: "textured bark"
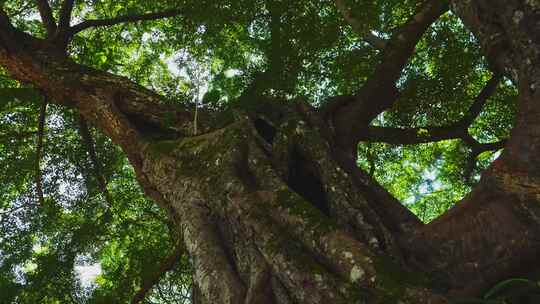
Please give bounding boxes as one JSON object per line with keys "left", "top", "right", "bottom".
{"left": 402, "top": 0, "right": 540, "bottom": 297}
{"left": 1, "top": 1, "right": 540, "bottom": 303}
{"left": 328, "top": 0, "right": 449, "bottom": 151}
{"left": 0, "top": 23, "right": 442, "bottom": 302}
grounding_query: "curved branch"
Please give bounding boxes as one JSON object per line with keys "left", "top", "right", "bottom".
{"left": 69, "top": 9, "right": 182, "bottom": 37}
{"left": 361, "top": 73, "right": 502, "bottom": 146}
{"left": 457, "top": 74, "right": 502, "bottom": 128}
{"left": 364, "top": 125, "right": 465, "bottom": 145}
{"left": 463, "top": 140, "right": 506, "bottom": 183}
{"left": 35, "top": 0, "right": 57, "bottom": 36}
{"left": 334, "top": 150, "right": 424, "bottom": 234}
{"left": 328, "top": 0, "right": 449, "bottom": 150}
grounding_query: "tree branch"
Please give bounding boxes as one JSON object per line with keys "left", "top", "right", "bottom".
{"left": 333, "top": 150, "right": 424, "bottom": 235}
{"left": 69, "top": 9, "right": 182, "bottom": 36}
{"left": 58, "top": 0, "right": 75, "bottom": 30}
{"left": 456, "top": 74, "right": 502, "bottom": 128}
{"left": 131, "top": 243, "right": 185, "bottom": 304}
{"left": 35, "top": 96, "right": 47, "bottom": 206}
{"left": 78, "top": 116, "right": 113, "bottom": 205}
{"left": 335, "top": 0, "right": 387, "bottom": 50}
{"left": 35, "top": 0, "right": 57, "bottom": 36}
{"left": 364, "top": 32, "right": 388, "bottom": 50}
{"left": 363, "top": 125, "right": 465, "bottom": 145}
{"left": 360, "top": 73, "right": 502, "bottom": 146}
{"left": 358, "top": 73, "right": 506, "bottom": 185}
{"left": 328, "top": 0, "right": 449, "bottom": 150}
{"left": 463, "top": 140, "right": 506, "bottom": 184}
{"left": 268, "top": 0, "right": 284, "bottom": 80}
{"left": 473, "top": 140, "right": 506, "bottom": 153}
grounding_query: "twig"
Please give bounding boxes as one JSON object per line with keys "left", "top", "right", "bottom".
{"left": 35, "top": 96, "right": 47, "bottom": 206}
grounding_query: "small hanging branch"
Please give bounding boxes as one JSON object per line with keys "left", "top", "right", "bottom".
{"left": 35, "top": 95, "right": 47, "bottom": 206}
{"left": 366, "top": 143, "right": 376, "bottom": 177}
{"left": 78, "top": 115, "right": 114, "bottom": 206}
{"left": 193, "top": 102, "right": 198, "bottom": 136}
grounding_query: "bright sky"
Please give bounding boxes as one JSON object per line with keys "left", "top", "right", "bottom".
{"left": 75, "top": 263, "right": 102, "bottom": 288}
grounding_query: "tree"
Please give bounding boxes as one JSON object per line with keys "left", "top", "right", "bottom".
{"left": 0, "top": 0, "right": 539, "bottom": 303}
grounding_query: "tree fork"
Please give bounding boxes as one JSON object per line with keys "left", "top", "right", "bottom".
{"left": 0, "top": 15, "right": 455, "bottom": 301}
{"left": 137, "top": 108, "right": 448, "bottom": 303}
{"left": 2, "top": 2, "right": 540, "bottom": 302}
{"left": 400, "top": 0, "right": 540, "bottom": 297}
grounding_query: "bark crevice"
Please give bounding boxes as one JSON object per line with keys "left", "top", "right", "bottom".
{"left": 287, "top": 146, "right": 330, "bottom": 216}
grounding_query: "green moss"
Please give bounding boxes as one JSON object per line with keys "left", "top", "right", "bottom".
{"left": 276, "top": 189, "right": 336, "bottom": 238}
{"left": 150, "top": 140, "right": 180, "bottom": 156}
{"left": 373, "top": 256, "right": 429, "bottom": 303}
{"left": 340, "top": 284, "right": 374, "bottom": 304}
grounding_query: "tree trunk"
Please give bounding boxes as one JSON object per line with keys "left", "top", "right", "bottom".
{"left": 400, "top": 0, "right": 540, "bottom": 297}
{"left": 0, "top": 33, "right": 446, "bottom": 300}
{"left": 1, "top": 1, "right": 540, "bottom": 302}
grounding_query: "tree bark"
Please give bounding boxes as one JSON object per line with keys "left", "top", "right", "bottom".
{"left": 402, "top": 0, "right": 540, "bottom": 297}
{"left": 1, "top": 1, "right": 540, "bottom": 303}
{"left": 0, "top": 30, "right": 445, "bottom": 300}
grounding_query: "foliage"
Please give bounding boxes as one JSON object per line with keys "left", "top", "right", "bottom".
{"left": 0, "top": 0, "right": 519, "bottom": 302}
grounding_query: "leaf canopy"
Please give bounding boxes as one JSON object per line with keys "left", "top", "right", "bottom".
{"left": 0, "top": 0, "right": 516, "bottom": 302}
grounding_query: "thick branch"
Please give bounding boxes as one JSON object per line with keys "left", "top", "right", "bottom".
{"left": 473, "top": 139, "right": 506, "bottom": 154}
{"left": 268, "top": 0, "right": 284, "bottom": 78}
{"left": 0, "top": 17, "right": 203, "bottom": 137}
{"left": 333, "top": 150, "right": 424, "bottom": 234}
{"left": 58, "top": 0, "right": 75, "bottom": 30}
{"left": 69, "top": 9, "right": 182, "bottom": 36}
{"left": 0, "top": 16, "right": 210, "bottom": 215}
{"left": 463, "top": 140, "right": 506, "bottom": 183}
{"left": 403, "top": 1, "right": 540, "bottom": 296}
{"left": 457, "top": 74, "right": 502, "bottom": 128}
{"left": 35, "top": 0, "right": 57, "bottom": 36}
{"left": 361, "top": 73, "right": 502, "bottom": 145}
{"left": 131, "top": 243, "right": 184, "bottom": 304}
{"left": 364, "top": 125, "right": 465, "bottom": 145}
{"left": 297, "top": 100, "right": 423, "bottom": 234}
{"left": 335, "top": 0, "right": 387, "bottom": 50}
{"left": 35, "top": 97, "right": 47, "bottom": 206}
{"left": 363, "top": 32, "right": 388, "bottom": 50}
{"left": 329, "top": 0, "right": 449, "bottom": 150}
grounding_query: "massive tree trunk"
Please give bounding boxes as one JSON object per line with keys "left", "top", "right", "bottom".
{"left": 1, "top": 0, "right": 540, "bottom": 303}
{"left": 404, "top": 0, "right": 540, "bottom": 297}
